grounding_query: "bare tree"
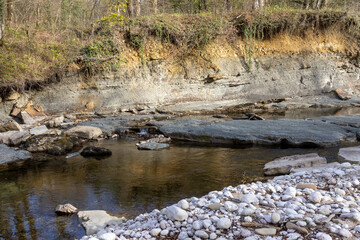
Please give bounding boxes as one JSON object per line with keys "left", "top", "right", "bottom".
{"left": 127, "top": 0, "right": 134, "bottom": 17}
{"left": 135, "top": 0, "right": 140, "bottom": 17}
{"left": 151, "top": 0, "right": 158, "bottom": 15}
{"left": 6, "top": 0, "right": 12, "bottom": 24}
{"left": 225, "top": 0, "right": 232, "bottom": 12}
{"left": 253, "top": 0, "right": 259, "bottom": 10}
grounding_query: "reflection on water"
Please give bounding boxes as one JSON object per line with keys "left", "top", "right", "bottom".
{"left": 0, "top": 140, "right": 341, "bottom": 239}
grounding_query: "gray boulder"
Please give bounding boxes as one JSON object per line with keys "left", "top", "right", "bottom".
{"left": 0, "top": 131, "right": 30, "bottom": 146}
{"left": 264, "top": 153, "right": 327, "bottom": 176}
{"left": 0, "top": 144, "right": 31, "bottom": 165}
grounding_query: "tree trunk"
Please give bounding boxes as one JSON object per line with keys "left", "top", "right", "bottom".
{"left": 0, "top": 0, "right": 4, "bottom": 45}
{"left": 316, "top": 0, "right": 322, "bottom": 9}
{"left": 203, "top": 0, "right": 207, "bottom": 11}
{"left": 151, "top": 0, "right": 158, "bottom": 15}
{"left": 6, "top": 0, "right": 12, "bottom": 24}
{"left": 225, "top": 0, "right": 232, "bottom": 12}
{"left": 259, "top": 0, "right": 265, "bottom": 9}
{"left": 135, "top": 0, "right": 140, "bottom": 17}
{"left": 321, "top": 0, "right": 328, "bottom": 8}
{"left": 253, "top": 0, "right": 260, "bottom": 11}
{"left": 127, "top": 1, "right": 134, "bottom": 17}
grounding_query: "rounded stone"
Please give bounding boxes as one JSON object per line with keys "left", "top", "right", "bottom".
{"left": 241, "top": 194, "right": 259, "bottom": 204}
{"left": 271, "top": 212, "right": 281, "bottom": 224}
{"left": 166, "top": 206, "right": 188, "bottom": 221}
{"left": 151, "top": 228, "right": 161, "bottom": 237}
{"left": 309, "top": 191, "right": 322, "bottom": 203}
{"left": 224, "top": 201, "right": 238, "bottom": 212}
{"left": 217, "top": 218, "right": 231, "bottom": 229}
{"left": 178, "top": 199, "right": 190, "bottom": 210}
{"left": 195, "top": 230, "right": 208, "bottom": 239}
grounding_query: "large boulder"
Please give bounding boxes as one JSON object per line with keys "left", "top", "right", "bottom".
{"left": 25, "top": 135, "right": 83, "bottom": 155}
{"left": 0, "top": 131, "right": 30, "bottom": 146}
{"left": 0, "top": 120, "right": 23, "bottom": 132}
{"left": 65, "top": 126, "right": 103, "bottom": 139}
{"left": 20, "top": 111, "right": 37, "bottom": 125}
{"left": 78, "top": 210, "right": 126, "bottom": 235}
{"left": 0, "top": 144, "right": 31, "bottom": 165}
{"left": 338, "top": 146, "right": 360, "bottom": 163}
{"left": 264, "top": 153, "right": 327, "bottom": 176}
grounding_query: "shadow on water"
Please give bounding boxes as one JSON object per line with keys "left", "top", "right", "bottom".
{"left": 0, "top": 139, "right": 351, "bottom": 239}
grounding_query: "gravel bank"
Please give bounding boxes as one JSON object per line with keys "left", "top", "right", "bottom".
{"left": 80, "top": 162, "right": 360, "bottom": 240}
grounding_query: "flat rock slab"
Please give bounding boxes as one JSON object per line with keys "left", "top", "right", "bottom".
{"left": 78, "top": 210, "right": 126, "bottom": 235}
{"left": 0, "top": 144, "right": 31, "bottom": 165}
{"left": 264, "top": 153, "right": 327, "bottom": 176}
{"left": 157, "top": 118, "right": 355, "bottom": 147}
{"left": 314, "top": 115, "right": 360, "bottom": 128}
{"left": 338, "top": 146, "right": 360, "bottom": 163}
{"left": 30, "top": 125, "right": 48, "bottom": 135}
{"left": 77, "top": 115, "right": 154, "bottom": 137}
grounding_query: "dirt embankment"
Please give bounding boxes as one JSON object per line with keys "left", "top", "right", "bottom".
{"left": 0, "top": 11, "right": 359, "bottom": 119}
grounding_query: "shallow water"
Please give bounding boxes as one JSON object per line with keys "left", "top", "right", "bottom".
{"left": 0, "top": 139, "right": 345, "bottom": 240}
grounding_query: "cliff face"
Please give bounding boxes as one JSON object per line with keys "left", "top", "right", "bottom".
{"left": 0, "top": 27, "right": 359, "bottom": 118}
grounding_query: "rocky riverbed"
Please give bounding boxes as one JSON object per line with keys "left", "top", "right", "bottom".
{"left": 79, "top": 162, "right": 360, "bottom": 240}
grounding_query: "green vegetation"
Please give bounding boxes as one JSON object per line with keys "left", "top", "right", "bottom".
{"left": 0, "top": 0, "right": 359, "bottom": 98}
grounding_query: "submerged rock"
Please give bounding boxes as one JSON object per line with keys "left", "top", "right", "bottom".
{"left": 55, "top": 203, "right": 78, "bottom": 215}
{"left": 0, "top": 144, "right": 31, "bottom": 165}
{"left": 137, "top": 142, "right": 170, "bottom": 150}
{"left": 78, "top": 210, "right": 126, "bottom": 235}
{"left": 264, "top": 153, "right": 327, "bottom": 176}
{"left": 338, "top": 146, "right": 360, "bottom": 163}
{"left": 80, "top": 146, "right": 112, "bottom": 157}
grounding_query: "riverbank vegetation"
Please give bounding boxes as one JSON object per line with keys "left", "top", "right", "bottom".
{"left": 0, "top": 0, "right": 359, "bottom": 98}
